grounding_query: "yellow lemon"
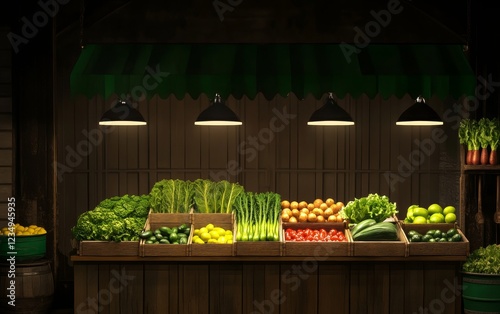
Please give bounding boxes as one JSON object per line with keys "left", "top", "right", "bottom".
{"left": 206, "top": 223, "right": 215, "bottom": 231}
{"left": 200, "top": 232, "right": 211, "bottom": 242}
{"left": 209, "top": 230, "right": 220, "bottom": 240}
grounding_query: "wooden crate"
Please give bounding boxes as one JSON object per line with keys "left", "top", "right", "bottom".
{"left": 190, "top": 213, "right": 234, "bottom": 256}
{"left": 282, "top": 222, "right": 350, "bottom": 257}
{"left": 401, "top": 223, "right": 470, "bottom": 256}
{"left": 351, "top": 222, "right": 407, "bottom": 257}
{"left": 140, "top": 213, "right": 192, "bottom": 257}
{"left": 79, "top": 241, "right": 140, "bottom": 256}
{"left": 234, "top": 220, "right": 283, "bottom": 256}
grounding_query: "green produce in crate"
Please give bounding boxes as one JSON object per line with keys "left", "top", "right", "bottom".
{"left": 193, "top": 179, "right": 244, "bottom": 213}
{"left": 141, "top": 223, "right": 191, "bottom": 244}
{"left": 350, "top": 218, "right": 377, "bottom": 237}
{"left": 233, "top": 191, "right": 281, "bottom": 242}
{"left": 150, "top": 179, "right": 195, "bottom": 213}
{"left": 340, "top": 193, "right": 398, "bottom": 223}
{"left": 352, "top": 222, "right": 398, "bottom": 241}
{"left": 406, "top": 228, "right": 462, "bottom": 243}
{"left": 71, "top": 194, "right": 150, "bottom": 242}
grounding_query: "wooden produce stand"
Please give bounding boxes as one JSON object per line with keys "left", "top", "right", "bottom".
{"left": 71, "top": 218, "right": 468, "bottom": 314}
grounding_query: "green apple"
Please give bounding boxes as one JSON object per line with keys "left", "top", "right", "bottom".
{"left": 445, "top": 213, "right": 457, "bottom": 223}
{"left": 413, "top": 216, "right": 427, "bottom": 224}
{"left": 429, "top": 213, "right": 445, "bottom": 223}
{"left": 443, "top": 206, "right": 456, "bottom": 215}
{"left": 428, "top": 203, "right": 443, "bottom": 215}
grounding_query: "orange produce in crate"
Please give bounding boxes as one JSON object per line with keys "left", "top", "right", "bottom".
{"left": 280, "top": 198, "right": 345, "bottom": 223}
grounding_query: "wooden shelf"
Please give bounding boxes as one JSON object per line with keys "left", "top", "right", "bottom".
{"left": 462, "top": 164, "right": 500, "bottom": 173}
{"left": 70, "top": 254, "right": 467, "bottom": 262}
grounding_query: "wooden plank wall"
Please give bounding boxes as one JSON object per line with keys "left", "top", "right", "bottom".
{"left": 57, "top": 92, "right": 462, "bottom": 281}
{"left": 0, "top": 27, "right": 13, "bottom": 226}
{"left": 73, "top": 261, "right": 463, "bottom": 314}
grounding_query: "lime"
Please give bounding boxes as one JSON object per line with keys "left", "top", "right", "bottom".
{"left": 413, "top": 207, "right": 428, "bottom": 218}
{"left": 446, "top": 228, "right": 458, "bottom": 237}
{"left": 451, "top": 233, "right": 462, "bottom": 242}
{"left": 443, "top": 206, "right": 456, "bottom": 215}
{"left": 169, "top": 233, "right": 179, "bottom": 242}
{"left": 429, "top": 213, "right": 445, "bottom": 223}
{"left": 410, "top": 234, "right": 422, "bottom": 242}
{"left": 422, "top": 234, "right": 433, "bottom": 242}
{"left": 445, "top": 213, "right": 457, "bottom": 223}
{"left": 413, "top": 216, "right": 427, "bottom": 224}
{"left": 427, "top": 203, "right": 443, "bottom": 215}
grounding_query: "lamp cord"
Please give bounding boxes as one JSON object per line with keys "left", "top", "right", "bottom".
{"left": 80, "top": 0, "right": 85, "bottom": 49}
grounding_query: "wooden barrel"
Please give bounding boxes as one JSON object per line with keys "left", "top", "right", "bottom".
{"left": 462, "top": 272, "right": 500, "bottom": 314}
{"left": 0, "top": 259, "right": 54, "bottom": 314}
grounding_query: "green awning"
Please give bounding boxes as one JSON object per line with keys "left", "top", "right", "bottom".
{"left": 70, "top": 44, "right": 475, "bottom": 100}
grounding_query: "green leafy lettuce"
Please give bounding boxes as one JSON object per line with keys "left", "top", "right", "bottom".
{"left": 340, "top": 193, "right": 398, "bottom": 223}
{"left": 463, "top": 244, "right": 500, "bottom": 275}
{"left": 193, "top": 179, "right": 244, "bottom": 213}
{"left": 71, "top": 194, "right": 150, "bottom": 242}
{"left": 150, "top": 179, "right": 194, "bottom": 213}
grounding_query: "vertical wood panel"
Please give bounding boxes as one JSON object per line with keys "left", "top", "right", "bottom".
{"left": 280, "top": 262, "right": 318, "bottom": 313}
{"left": 120, "top": 264, "right": 144, "bottom": 314}
{"left": 144, "top": 264, "right": 179, "bottom": 314}
{"left": 97, "top": 264, "right": 111, "bottom": 314}
{"left": 389, "top": 263, "right": 406, "bottom": 314}
{"left": 73, "top": 264, "right": 88, "bottom": 313}
{"left": 157, "top": 97, "right": 171, "bottom": 169}
{"left": 210, "top": 264, "right": 243, "bottom": 314}
{"left": 179, "top": 264, "right": 209, "bottom": 314}
{"left": 404, "top": 263, "right": 424, "bottom": 314}
{"left": 318, "top": 263, "right": 350, "bottom": 314}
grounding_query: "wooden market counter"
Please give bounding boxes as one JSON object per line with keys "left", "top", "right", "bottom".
{"left": 71, "top": 255, "right": 466, "bottom": 314}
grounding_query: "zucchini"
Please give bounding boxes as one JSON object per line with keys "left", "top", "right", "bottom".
{"left": 353, "top": 222, "right": 398, "bottom": 241}
{"left": 139, "top": 230, "right": 153, "bottom": 239}
{"left": 351, "top": 219, "right": 377, "bottom": 237}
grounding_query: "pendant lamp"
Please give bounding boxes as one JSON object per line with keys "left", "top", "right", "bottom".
{"left": 396, "top": 96, "right": 443, "bottom": 126}
{"left": 194, "top": 93, "right": 242, "bottom": 126}
{"left": 99, "top": 100, "right": 147, "bottom": 126}
{"left": 307, "top": 93, "right": 354, "bottom": 126}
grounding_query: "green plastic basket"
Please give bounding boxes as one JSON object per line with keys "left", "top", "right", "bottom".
{"left": 0, "top": 234, "right": 46, "bottom": 262}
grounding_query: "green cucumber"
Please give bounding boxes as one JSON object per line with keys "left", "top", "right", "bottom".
{"left": 351, "top": 219, "right": 377, "bottom": 237}
{"left": 353, "top": 222, "right": 398, "bottom": 241}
